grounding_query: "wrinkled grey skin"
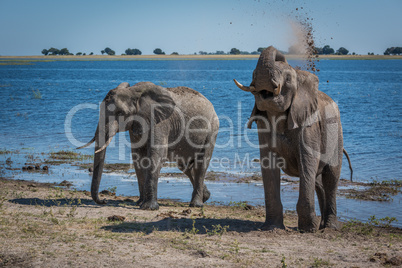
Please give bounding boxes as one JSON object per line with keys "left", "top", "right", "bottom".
{"left": 79, "top": 82, "right": 219, "bottom": 210}
{"left": 234, "top": 46, "right": 352, "bottom": 232}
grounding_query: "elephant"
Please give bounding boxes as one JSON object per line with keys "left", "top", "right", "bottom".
{"left": 78, "top": 82, "right": 219, "bottom": 210}
{"left": 234, "top": 46, "right": 352, "bottom": 232}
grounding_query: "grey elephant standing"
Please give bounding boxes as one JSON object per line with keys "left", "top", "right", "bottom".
{"left": 234, "top": 46, "right": 352, "bottom": 232}
{"left": 79, "top": 82, "right": 219, "bottom": 210}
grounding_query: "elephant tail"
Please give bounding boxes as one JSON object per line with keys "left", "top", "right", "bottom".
{"left": 343, "top": 148, "right": 353, "bottom": 182}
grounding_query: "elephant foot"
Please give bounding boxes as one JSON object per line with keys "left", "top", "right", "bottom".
{"left": 261, "top": 222, "right": 285, "bottom": 231}
{"left": 319, "top": 219, "right": 325, "bottom": 230}
{"left": 140, "top": 200, "right": 159, "bottom": 210}
{"left": 322, "top": 217, "right": 340, "bottom": 230}
{"left": 298, "top": 217, "right": 319, "bottom": 233}
{"left": 189, "top": 200, "right": 204, "bottom": 208}
{"left": 202, "top": 187, "right": 211, "bottom": 203}
{"left": 190, "top": 195, "right": 204, "bottom": 207}
{"left": 136, "top": 198, "right": 144, "bottom": 206}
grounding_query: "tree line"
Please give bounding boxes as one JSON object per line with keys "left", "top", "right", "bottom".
{"left": 41, "top": 46, "right": 401, "bottom": 56}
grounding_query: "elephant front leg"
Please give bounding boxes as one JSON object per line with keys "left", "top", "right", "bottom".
{"left": 140, "top": 148, "right": 166, "bottom": 211}
{"left": 132, "top": 154, "right": 146, "bottom": 206}
{"left": 260, "top": 150, "right": 285, "bottom": 230}
{"left": 297, "top": 154, "right": 319, "bottom": 232}
{"left": 130, "top": 132, "right": 147, "bottom": 206}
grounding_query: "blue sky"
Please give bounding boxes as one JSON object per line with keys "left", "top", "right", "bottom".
{"left": 0, "top": 0, "right": 401, "bottom": 56}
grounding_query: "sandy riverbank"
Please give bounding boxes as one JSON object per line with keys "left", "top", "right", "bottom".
{"left": 0, "top": 177, "right": 401, "bottom": 267}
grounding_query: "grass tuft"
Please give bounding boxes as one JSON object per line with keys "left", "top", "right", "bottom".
{"left": 32, "top": 89, "right": 42, "bottom": 99}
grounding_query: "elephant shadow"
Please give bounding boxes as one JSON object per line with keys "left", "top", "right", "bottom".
{"left": 9, "top": 197, "right": 264, "bottom": 233}
{"left": 102, "top": 217, "right": 262, "bottom": 234}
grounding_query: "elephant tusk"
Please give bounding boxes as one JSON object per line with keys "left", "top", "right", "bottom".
{"left": 76, "top": 136, "right": 96, "bottom": 149}
{"left": 94, "top": 137, "right": 113, "bottom": 154}
{"left": 233, "top": 79, "right": 256, "bottom": 92}
{"left": 273, "top": 83, "right": 281, "bottom": 96}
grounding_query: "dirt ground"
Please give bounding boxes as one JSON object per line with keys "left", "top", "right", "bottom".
{"left": 0, "top": 178, "right": 401, "bottom": 268}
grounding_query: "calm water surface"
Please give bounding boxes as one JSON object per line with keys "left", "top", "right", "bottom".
{"left": 0, "top": 59, "right": 401, "bottom": 225}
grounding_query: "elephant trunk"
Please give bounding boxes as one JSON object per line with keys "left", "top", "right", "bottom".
{"left": 91, "top": 121, "right": 118, "bottom": 205}
{"left": 234, "top": 46, "right": 287, "bottom": 94}
{"left": 92, "top": 144, "right": 107, "bottom": 204}
{"left": 76, "top": 126, "right": 99, "bottom": 150}
{"left": 258, "top": 46, "right": 287, "bottom": 95}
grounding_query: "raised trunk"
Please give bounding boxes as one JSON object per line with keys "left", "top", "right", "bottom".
{"left": 254, "top": 46, "right": 287, "bottom": 92}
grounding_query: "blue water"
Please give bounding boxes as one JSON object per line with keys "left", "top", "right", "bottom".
{"left": 0, "top": 59, "right": 401, "bottom": 225}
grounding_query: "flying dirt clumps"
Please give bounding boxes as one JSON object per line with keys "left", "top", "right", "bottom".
{"left": 288, "top": 7, "right": 320, "bottom": 73}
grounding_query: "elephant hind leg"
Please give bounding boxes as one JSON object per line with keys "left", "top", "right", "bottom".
{"left": 178, "top": 158, "right": 210, "bottom": 206}
{"left": 321, "top": 167, "right": 340, "bottom": 230}
{"left": 315, "top": 174, "right": 326, "bottom": 229}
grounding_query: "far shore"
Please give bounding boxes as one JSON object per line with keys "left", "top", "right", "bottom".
{"left": 0, "top": 54, "right": 401, "bottom": 61}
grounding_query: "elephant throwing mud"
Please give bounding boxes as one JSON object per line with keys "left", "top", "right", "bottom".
{"left": 79, "top": 82, "right": 219, "bottom": 210}
{"left": 234, "top": 46, "right": 352, "bottom": 232}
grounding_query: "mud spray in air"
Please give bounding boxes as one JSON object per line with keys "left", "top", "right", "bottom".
{"left": 287, "top": 6, "right": 320, "bottom": 73}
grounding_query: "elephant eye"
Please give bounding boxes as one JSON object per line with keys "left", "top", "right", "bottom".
{"left": 285, "top": 74, "right": 291, "bottom": 83}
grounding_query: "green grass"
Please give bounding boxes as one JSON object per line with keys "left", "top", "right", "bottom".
{"left": 32, "top": 89, "right": 42, "bottom": 99}
{"left": 342, "top": 215, "right": 399, "bottom": 235}
{"left": 0, "top": 149, "right": 12, "bottom": 154}
{"left": 345, "top": 179, "right": 402, "bottom": 202}
{"left": 49, "top": 150, "right": 93, "bottom": 162}
{"left": 0, "top": 60, "right": 34, "bottom": 65}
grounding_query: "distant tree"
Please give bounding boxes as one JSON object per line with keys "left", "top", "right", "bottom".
{"left": 352, "top": 52, "right": 356, "bottom": 55}
{"left": 322, "top": 45, "right": 335, "bottom": 55}
{"left": 76, "top": 52, "right": 83, "bottom": 56}
{"left": 41, "top": 49, "right": 49, "bottom": 56}
{"left": 384, "top": 47, "right": 402, "bottom": 55}
{"left": 198, "top": 51, "right": 208, "bottom": 55}
{"left": 90, "top": 52, "right": 94, "bottom": 55}
{"left": 48, "top": 47, "right": 60, "bottom": 55}
{"left": 215, "top": 50, "right": 225, "bottom": 55}
{"left": 171, "top": 52, "right": 179, "bottom": 55}
{"left": 240, "top": 51, "right": 250, "bottom": 55}
{"left": 125, "top": 48, "right": 142, "bottom": 55}
{"left": 133, "top": 48, "right": 141, "bottom": 55}
{"left": 153, "top": 48, "right": 165, "bottom": 55}
{"left": 229, "top": 48, "right": 241, "bottom": 55}
{"left": 101, "top": 50, "right": 105, "bottom": 55}
{"left": 314, "top": 47, "right": 323, "bottom": 54}
{"left": 251, "top": 51, "right": 259, "bottom": 55}
{"left": 336, "top": 47, "right": 349, "bottom": 55}
{"left": 59, "top": 48, "right": 70, "bottom": 55}
{"left": 257, "top": 47, "right": 266, "bottom": 54}
{"left": 104, "top": 47, "right": 115, "bottom": 55}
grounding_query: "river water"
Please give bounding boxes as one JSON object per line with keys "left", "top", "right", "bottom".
{"left": 0, "top": 58, "right": 401, "bottom": 225}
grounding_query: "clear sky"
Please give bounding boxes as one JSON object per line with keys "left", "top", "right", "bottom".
{"left": 0, "top": 0, "right": 401, "bottom": 56}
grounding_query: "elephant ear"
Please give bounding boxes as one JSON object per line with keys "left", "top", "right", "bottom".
{"left": 138, "top": 86, "right": 176, "bottom": 124}
{"left": 287, "top": 70, "right": 319, "bottom": 129}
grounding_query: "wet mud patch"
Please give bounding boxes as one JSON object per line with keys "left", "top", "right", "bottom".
{"left": 339, "top": 179, "right": 402, "bottom": 202}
